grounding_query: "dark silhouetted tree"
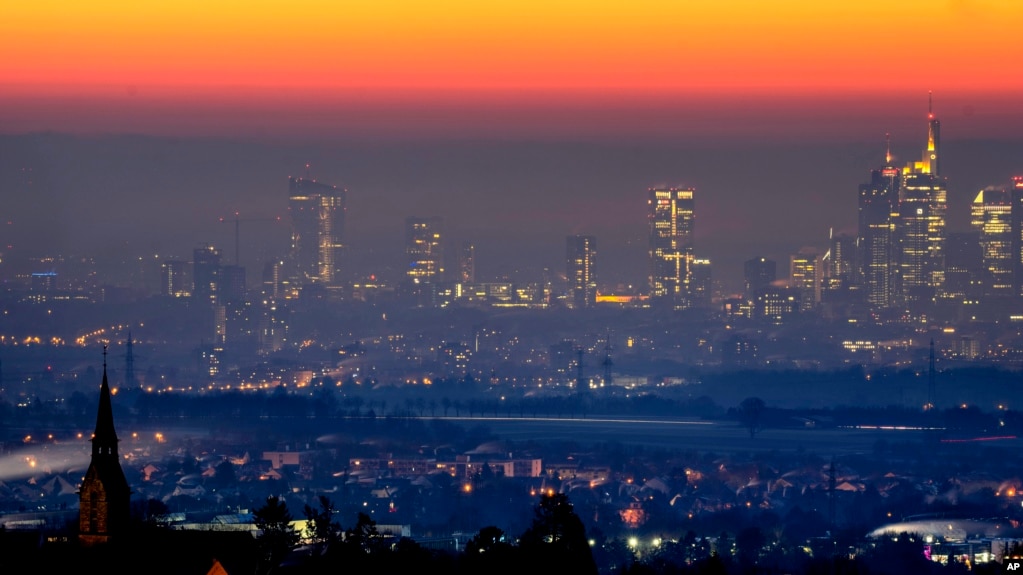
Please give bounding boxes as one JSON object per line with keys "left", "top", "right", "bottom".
{"left": 735, "top": 525, "right": 765, "bottom": 566}
{"left": 253, "top": 495, "right": 298, "bottom": 574}
{"left": 303, "top": 495, "right": 341, "bottom": 545}
{"left": 466, "top": 525, "right": 510, "bottom": 555}
{"left": 344, "top": 511, "right": 380, "bottom": 554}
{"left": 519, "top": 493, "right": 597, "bottom": 575}
{"left": 463, "top": 525, "right": 518, "bottom": 571}
{"left": 738, "top": 396, "right": 766, "bottom": 438}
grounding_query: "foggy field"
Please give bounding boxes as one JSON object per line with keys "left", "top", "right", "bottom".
{"left": 442, "top": 416, "right": 956, "bottom": 454}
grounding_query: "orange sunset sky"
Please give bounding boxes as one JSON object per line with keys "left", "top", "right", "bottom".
{"left": 2, "top": 0, "right": 1022, "bottom": 138}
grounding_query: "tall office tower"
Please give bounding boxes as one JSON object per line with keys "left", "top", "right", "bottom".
{"left": 897, "top": 99, "right": 948, "bottom": 301}
{"left": 258, "top": 299, "right": 287, "bottom": 355}
{"left": 406, "top": 216, "right": 444, "bottom": 284}
{"left": 1012, "top": 177, "right": 1023, "bottom": 297}
{"left": 542, "top": 266, "right": 553, "bottom": 307}
{"left": 459, "top": 241, "right": 475, "bottom": 284}
{"left": 220, "top": 265, "right": 252, "bottom": 348}
{"left": 898, "top": 174, "right": 947, "bottom": 299}
{"left": 648, "top": 187, "right": 695, "bottom": 308}
{"left": 744, "top": 257, "right": 776, "bottom": 298}
{"left": 691, "top": 258, "right": 713, "bottom": 306}
{"left": 972, "top": 186, "right": 1013, "bottom": 296}
{"left": 945, "top": 232, "right": 981, "bottom": 300}
{"left": 790, "top": 248, "right": 821, "bottom": 312}
{"left": 219, "top": 264, "right": 247, "bottom": 303}
{"left": 262, "top": 260, "right": 282, "bottom": 299}
{"left": 566, "top": 235, "right": 597, "bottom": 309}
{"left": 213, "top": 303, "right": 227, "bottom": 345}
{"left": 858, "top": 137, "right": 901, "bottom": 308}
{"left": 288, "top": 176, "right": 347, "bottom": 286}
{"left": 193, "top": 244, "right": 222, "bottom": 304}
{"left": 160, "top": 259, "right": 188, "bottom": 297}
{"left": 824, "top": 230, "right": 856, "bottom": 290}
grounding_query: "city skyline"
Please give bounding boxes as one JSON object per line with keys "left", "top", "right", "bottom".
{"left": 7, "top": 4, "right": 1023, "bottom": 571}
{"left": 2, "top": 138, "right": 1022, "bottom": 297}
{"left": 1, "top": 3, "right": 1023, "bottom": 294}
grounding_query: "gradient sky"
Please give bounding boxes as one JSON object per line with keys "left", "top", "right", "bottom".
{"left": 3, "top": 0, "right": 1022, "bottom": 138}
{"left": 2, "top": 1, "right": 1023, "bottom": 292}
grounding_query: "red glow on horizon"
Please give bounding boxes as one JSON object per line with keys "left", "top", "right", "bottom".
{"left": 2, "top": 87, "right": 1020, "bottom": 142}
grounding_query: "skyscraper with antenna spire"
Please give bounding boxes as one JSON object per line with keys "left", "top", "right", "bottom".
{"left": 897, "top": 94, "right": 948, "bottom": 302}
{"left": 915, "top": 91, "right": 941, "bottom": 177}
{"left": 858, "top": 134, "right": 901, "bottom": 308}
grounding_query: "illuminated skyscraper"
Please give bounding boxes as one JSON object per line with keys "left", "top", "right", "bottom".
{"left": 288, "top": 176, "right": 347, "bottom": 286}
{"left": 898, "top": 175, "right": 947, "bottom": 300}
{"left": 972, "top": 186, "right": 1013, "bottom": 296}
{"left": 790, "top": 248, "right": 821, "bottom": 312}
{"left": 160, "top": 259, "right": 188, "bottom": 297}
{"left": 566, "top": 235, "right": 597, "bottom": 308}
{"left": 262, "top": 259, "right": 283, "bottom": 299}
{"left": 406, "top": 216, "right": 444, "bottom": 284}
{"left": 897, "top": 98, "right": 947, "bottom": 301}
{"left": 690, "top": 258, "right": 713, "bottom": 306}
{"left": 648, "top": 187, "right": 695, "bottom": 308}
{"left": 459, "top": 240, "right": 475, "bottom": 284}
{"left": 858, "top": 139, "right": 900, "bottom": 308}
{"left": 193, "top": 244, "right": 222, "bottom": 304}
{"left": 824, "top": 230, "right": 856, "bottom": 290}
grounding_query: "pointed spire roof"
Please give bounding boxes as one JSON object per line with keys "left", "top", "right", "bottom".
{"left": 93, "top": 346, "right": 119, "bottom": 451}
{"left": 926, "top": 92, "right": 937, "bottom": 152}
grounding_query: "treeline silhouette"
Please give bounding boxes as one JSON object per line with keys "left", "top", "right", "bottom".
{"left": 7, "top": 378, "right": 1019, "bottom": 443}
{"left": 10, "top": 493, "right": 1005, "bottom": 575}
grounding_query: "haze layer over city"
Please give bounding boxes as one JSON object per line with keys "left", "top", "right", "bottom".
{"left": 3, "top": 2, "right": 1023, "bottom": 574}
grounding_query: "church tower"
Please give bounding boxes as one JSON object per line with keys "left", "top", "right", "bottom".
{"left": 78, "top": 347, "right": 131, "bottom": 545}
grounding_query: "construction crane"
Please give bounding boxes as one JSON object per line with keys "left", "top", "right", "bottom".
{"left": 217, "top": 212, "right": 283, "bottom": 266}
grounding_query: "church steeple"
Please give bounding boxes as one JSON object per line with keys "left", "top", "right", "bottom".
{"left": 92, "top": 347, "right": 119, "bottom": 457}
{"left": 79, "top": 345, "right": 131, "bottom": 546}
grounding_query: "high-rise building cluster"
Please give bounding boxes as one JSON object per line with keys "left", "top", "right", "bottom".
{"left": 165, "top": 99, "right": 1023, "bottom": 322}
{"left": 838, "top": 100, "right": 1023, "bottom": 319}
{"left": 21, "top": 98, "right": 1021, "bottom": 377}
{"left": 712, "top": 99, "right": 1023, "bottom": 325}
{"left": 854, "top": 104, "right": 949, "bottom": 308}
